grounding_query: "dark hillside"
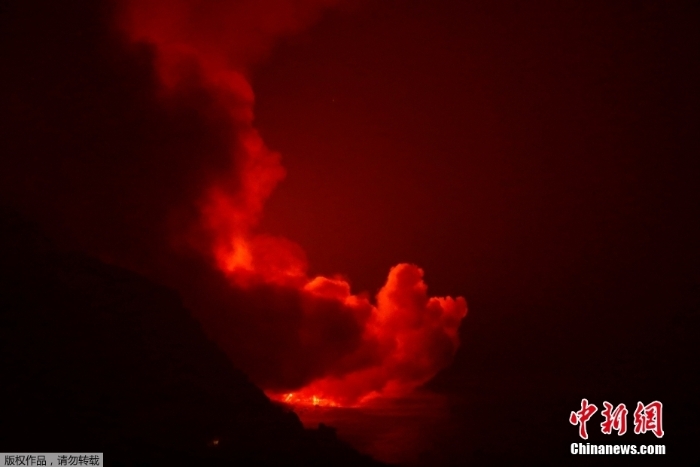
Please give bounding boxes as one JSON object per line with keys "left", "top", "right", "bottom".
{"left": 0, "top": 208, "right": 383, "bottom": 466}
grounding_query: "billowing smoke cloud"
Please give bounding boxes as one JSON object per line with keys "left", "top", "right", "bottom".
{"left": 118, "top": 0, "right": 467, "bottom": 406}
{"left": 1, "top": 0, "right": 466, "bottom": 406}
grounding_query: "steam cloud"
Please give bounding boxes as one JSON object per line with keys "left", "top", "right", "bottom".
{"left": 1, "top": 0, "right": 466, "bottom": 406}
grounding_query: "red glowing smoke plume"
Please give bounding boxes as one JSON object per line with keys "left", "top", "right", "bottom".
{"left": 120, "top": 0, "right": 467, "bottom": 406}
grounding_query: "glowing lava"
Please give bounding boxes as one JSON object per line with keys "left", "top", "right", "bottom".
{"left": 281, "top": 393, "right": 342, "bottom": 408}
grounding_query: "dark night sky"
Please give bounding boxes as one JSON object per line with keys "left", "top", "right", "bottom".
{"left": 1, "top": 0, "right": 699, "bottom": 464}
{"left": 255, "top": 0, "right": 699, "bottom": 301}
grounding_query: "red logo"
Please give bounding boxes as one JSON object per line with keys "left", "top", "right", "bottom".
{"left": 571, "top": 399, "right": 664, "bottom": 439}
